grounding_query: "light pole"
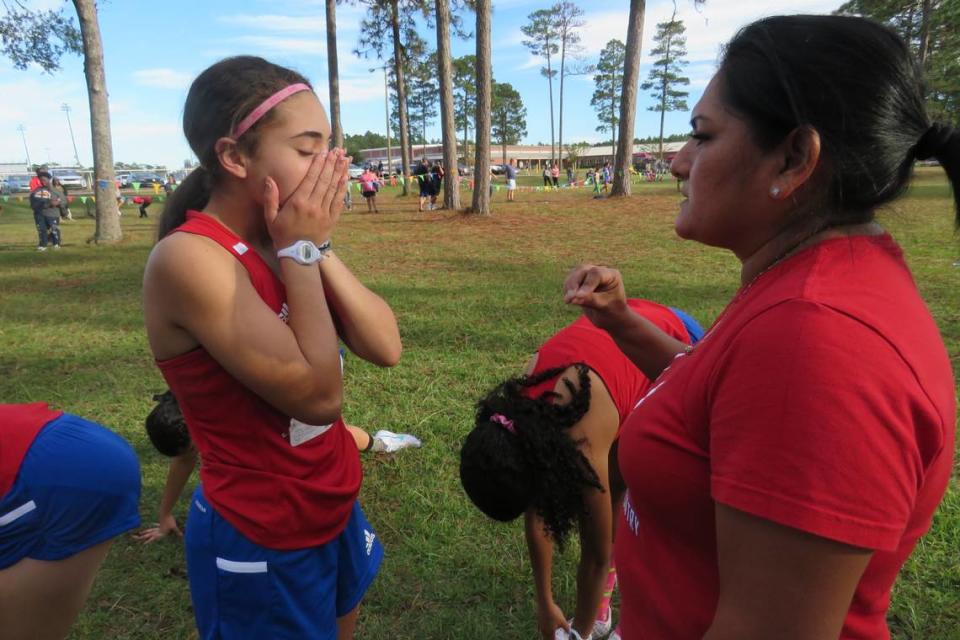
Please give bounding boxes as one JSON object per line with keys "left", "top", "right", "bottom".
{"left": 61, "top": 103, "right": 81, "bottom": 167}
{"left": 370, "top": 64, "right": 391, "bottom": 174}
{"left": 17, "top": 124, "right": 31, "bottom": 167}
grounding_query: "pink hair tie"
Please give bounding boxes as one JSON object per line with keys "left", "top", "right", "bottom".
{"left": 233, "top": 83, "right": 312, "bottom": 139}
{"left": 489, "top": 413, "right": 515, "bottom": 434}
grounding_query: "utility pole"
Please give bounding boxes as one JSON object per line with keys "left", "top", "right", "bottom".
{"left": 61, "top": 103, "right": 81, "bottom": 167}
{"left": 17, "top": 124, "right": 31, "bottom": 167}
{"left": 370, "top": 64, "right": 392, "bottom": 174}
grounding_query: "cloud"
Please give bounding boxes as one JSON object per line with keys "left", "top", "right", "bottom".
{"left": 219, "top": 14, "right": 327, "bottom": 32}
{"left": 133, "top": 68, "right": 193, "bottom": 90}
{"left": 229, "top": 35, "right": 329, "bottom": 56}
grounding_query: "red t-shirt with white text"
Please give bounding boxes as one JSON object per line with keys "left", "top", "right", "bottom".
{"left": 616, "top": 234, "right": 955, "bottom": 639}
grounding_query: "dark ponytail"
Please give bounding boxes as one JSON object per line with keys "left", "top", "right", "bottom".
{"left": 157, "top": 56, "right": 311, "bottom": 240}
{"left": 158, "top": 167, "right": 211, "bottom": 240}
{"left": 459, "top": 365, "right": 602, "bottom": 548}
{"left": 914, "top": 123, "right": 960, "bottom": 227}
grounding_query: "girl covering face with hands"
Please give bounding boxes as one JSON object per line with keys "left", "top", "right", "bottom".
{"left": 143, "top": 56, "right": 401, "bottom": 640}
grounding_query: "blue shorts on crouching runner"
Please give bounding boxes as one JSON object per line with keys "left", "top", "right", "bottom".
{"left": 0, "top": 413, "right": 142, "bottom": 569}
{"left": 186, "top": 486, "right": 384, "bottom": 640}
{"left": 669, "top": 307, "right": 705, "bottom": 344}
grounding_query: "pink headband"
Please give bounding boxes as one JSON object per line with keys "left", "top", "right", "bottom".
{"left": 489, "top": 413, "right": 515, "bottom": 434}
{"left": 233, "top": 83, "right": 312, "bottom": 138}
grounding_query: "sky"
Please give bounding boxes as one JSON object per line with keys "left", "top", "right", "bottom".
{"left": 0, "top": 0, "right": 840, "bottom": 169}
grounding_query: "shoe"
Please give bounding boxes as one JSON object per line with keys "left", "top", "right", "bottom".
{"left": 371, "top": 430, "right": 422, "bottom": 453}
{"left": 53, "top": 244, "right": 61, "bottom": 250}
{"left": 37, "top": 246, "right": 46, "bottom": 251}
{"left": 592, "top": 609, "right": 613, "bottom": 639}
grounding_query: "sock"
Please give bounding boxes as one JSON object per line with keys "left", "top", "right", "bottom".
{"left": 597, "top": 562, "right": 617, "bottom": 621}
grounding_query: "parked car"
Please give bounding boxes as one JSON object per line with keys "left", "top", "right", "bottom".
{"left": 4, "top": 174, "right": 33, "bottom": 193}
{"left": 116, "top": 173, "right": 132, "bottom": 188}
{"left": 457, "top": 164, "right": 472, "bottom": 176}
{"left": 51, "top": 168, "right": 87, "bottom": 189}
{"left": 348, "top": 164, "right": 364, "bottom": 179}
{"left": 129, "top": 171, "right": 164, "bottom": 186}
{"left": 490, "top": 164, "right": 507, "bottom": 175}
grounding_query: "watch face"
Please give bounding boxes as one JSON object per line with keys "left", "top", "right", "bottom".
{"left": 299, "top": 243, "right": 315, "bottom": 261}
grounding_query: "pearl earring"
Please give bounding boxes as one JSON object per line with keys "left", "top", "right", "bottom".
{"left": 770, "top": 186, "right": 781, "bottom": 198}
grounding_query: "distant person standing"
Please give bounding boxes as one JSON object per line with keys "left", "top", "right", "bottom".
{"left": 29, "top": 170, "right": 62, "bottom": 251}
{"left": 415, "top": 158, "right": 431, "bottom": 212}
{"left": 543, "top": 166, "right": 552, "bottom": 187}
{"left": 566, "top": 166, "right": 574, "bottom": 186}
{"left": 551, "top": 163, "right": 560, "bottom": 188}
{"left": 505, "top": 158, "right": 518, "bottom": 202}
{"left": 51, "top": 177, "right": 73, "bottom": 220}
{"left": 429, "top": 163, "right": 444, "bottom": 210}
{"left": 360, "top": 167, "right": 381, "bottom": 213}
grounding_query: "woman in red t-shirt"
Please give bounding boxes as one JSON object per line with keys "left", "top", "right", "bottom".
{"left": 143, "top": 57, "right": 401, "bottom": 639}
{"left": 461, "top": 300, "right": 699, "bottom": 640}
{"left": 564, "top": 15, "right": 957, "bottom": 640}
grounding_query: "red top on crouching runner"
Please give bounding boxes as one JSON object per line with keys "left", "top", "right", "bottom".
{"left": 524, "top": 299, "right": 692, "bottom": 427}
{"left": 157, "top": 211, "right": 361, "bottom": 550}
{"left": 0, "top": 403, "right": 63, "bottom": 497}
{"left": 616, "top": 234, "right": 955, "bottom": 639}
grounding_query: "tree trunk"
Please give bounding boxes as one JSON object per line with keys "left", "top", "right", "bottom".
{"left": 610, "top": 0, "right": 645, "bottom": 198}
{"left": 658, "top": 30, "right": 671, "bottom": 163}
{"left": 470, "top": 0, "right": 492, "bottom": 215}
{"left": 558, "top": 39, "right": 566, "bottom": 165}
{"left": 918, "top": 0, "right": 932, "bottom": 67}
{"left": 325, "top": 0, "right": 344, "bottom": 149}
{"left": 547, "top": 50, "right": 556, "bottom": 163}
{"left": 73, "top": 0, "right": 120, "bottom": 243}
{"left": 435, "top": 0, "right": 460, "bottom": 212}
{"left": 390, "top": 0, "right": 411, "bottom": 195}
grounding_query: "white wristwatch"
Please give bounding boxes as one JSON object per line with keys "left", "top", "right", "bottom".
{"left": 277, "top": 240, "right": 331, "bottom": 265}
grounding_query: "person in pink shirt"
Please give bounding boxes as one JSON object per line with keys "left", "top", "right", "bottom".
{"left": 359, "top": 168, "right": 381, "bottom": 213}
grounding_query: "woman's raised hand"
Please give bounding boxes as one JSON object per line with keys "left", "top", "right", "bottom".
{"left": 563, "top": 264, "right": 629, "bottom": 331}
{"left": 263, "top": 148, "right": 351, "bottom": 250}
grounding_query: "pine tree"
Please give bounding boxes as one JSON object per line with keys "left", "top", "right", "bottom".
{"left": 491, "top": 82, "right": 527, "bottom": 163}
{"left": 522, "top": 9, "right": 560, "bottom": 162}
{"left": 592, "top": 39, "right": 626, "bottom": 158}
{"left": 639, "top": 12, "right": 689, "bottom": 163}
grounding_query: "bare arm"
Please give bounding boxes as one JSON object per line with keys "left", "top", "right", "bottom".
{"left": 563, "top": 265, "right": 687, "bottom": 380}
{"left": 564, "top": 370, "right": 619, "bottom": 639}
{"left": 319, "top": 252, "right": 402, "bottom": 367}
{"left": 526, "top": 509, "right": 567, "bottom": 639}
{"left": 135, "top": 447, "right": 198, "bottom": 544}
{"left": 144, "top": 152, "right": 350, "bottom": 425}
{"left": 704, "top": 504, "right": 872, "bottom": 640}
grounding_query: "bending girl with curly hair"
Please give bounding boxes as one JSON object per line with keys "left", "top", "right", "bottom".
{"left": 460, "top": 300, "right": 701, "bottom": 640}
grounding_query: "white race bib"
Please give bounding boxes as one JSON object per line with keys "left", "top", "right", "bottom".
{"left": 288, "top": 418, "right": 334, "bottom": 447}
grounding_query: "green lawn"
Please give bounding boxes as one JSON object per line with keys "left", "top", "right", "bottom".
{"left": 0, "top": 171, "right": 957, "bottom": 639}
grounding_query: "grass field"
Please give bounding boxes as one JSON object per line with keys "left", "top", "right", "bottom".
{"left": 0, "top": 170, "right": 957, "bottom": 639}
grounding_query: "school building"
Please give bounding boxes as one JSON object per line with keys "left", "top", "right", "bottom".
{"left": 358, "top": 141, "right": 686, "bottom": 172}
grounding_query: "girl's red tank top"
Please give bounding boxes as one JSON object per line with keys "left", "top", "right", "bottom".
{"left": 524, "top": 299, "right": 692, "bottom": 429}
{"left": 156, "top": 211, "right": 361, "bottom": 550}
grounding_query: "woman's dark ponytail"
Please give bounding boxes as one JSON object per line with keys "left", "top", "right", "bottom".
{"left": 157, "top": 167, "right": 211, "bottom": 240}
{"left": 915, "top": 123, "right": 960, "bottom": 227}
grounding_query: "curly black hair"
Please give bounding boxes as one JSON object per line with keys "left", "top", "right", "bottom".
{"left": 145, "top": 390, "right": 192, "bottom": 457}
{"left": 459, "top": 364, "right": 603, "bottom": 548}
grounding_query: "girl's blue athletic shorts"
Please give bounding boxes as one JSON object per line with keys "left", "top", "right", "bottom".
{"left": 0, "top": 413, "right": 142, "bottom": 569}
{"left": 669, "top": 307, "right": 706, "bottom": 344}
{"left": 186, "top": 485, "right": 384, "bottom": 640}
